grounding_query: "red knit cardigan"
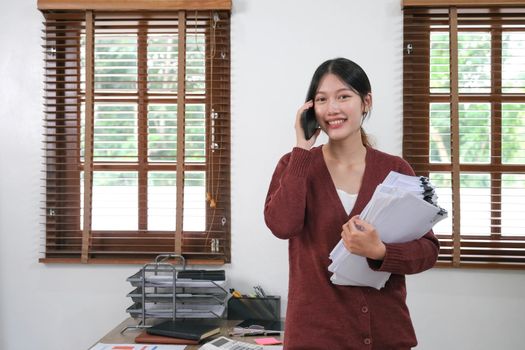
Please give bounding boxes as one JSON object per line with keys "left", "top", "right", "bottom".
{"left": 264, "top": 146, "right": 439, "bottom": 350}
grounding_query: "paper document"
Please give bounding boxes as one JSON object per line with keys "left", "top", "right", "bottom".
{"left": 89, "top": 343, "right": 185, "bottom": 350}
{"left": 145, "top": 276, "right": 227, "bottom": 288}
{"left": 329, "top": 171, "right": 447, "bottom": 289}
{"left": 127, "top": 302, "right": 226, "bottom": 318}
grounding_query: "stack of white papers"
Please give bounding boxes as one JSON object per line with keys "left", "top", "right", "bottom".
{"left": 328, "top": 171, "right": 447, "bottom": 290}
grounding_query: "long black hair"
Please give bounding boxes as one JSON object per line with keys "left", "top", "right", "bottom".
{"left": 306, "top": 58, "right": 372, "bottom": 146}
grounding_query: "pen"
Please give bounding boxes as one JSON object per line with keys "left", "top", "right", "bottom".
{"left": 254, "top": 285, "right": 267, "bottom": 298}
{"left": 264, "top": 331, "right": 282, "bottom": 336}
{"left": 238, "top": 330, "right": 281, "bottom": 337}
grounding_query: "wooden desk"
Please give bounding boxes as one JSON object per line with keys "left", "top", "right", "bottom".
{"left": 97, "top": 318, "right": 283, "bottom": 349}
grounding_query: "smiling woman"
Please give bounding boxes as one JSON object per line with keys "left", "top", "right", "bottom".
{"left": 264, "top": 57, "right": 439, "bottom": 349}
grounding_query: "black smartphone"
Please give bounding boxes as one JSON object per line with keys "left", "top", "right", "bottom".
{"left": 300, "top": 107, "right": 318, "bottom": 140}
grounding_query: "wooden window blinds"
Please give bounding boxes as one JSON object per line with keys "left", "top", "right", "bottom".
{"left": 403, "top": 1, "right": 525, "bottom": 268}
{"left": 39, "top": 0, "right": 231, "bottom": 264}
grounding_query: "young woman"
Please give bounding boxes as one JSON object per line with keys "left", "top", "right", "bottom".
{"left": 264, "top": 58, "right": 439, "bottom": 349}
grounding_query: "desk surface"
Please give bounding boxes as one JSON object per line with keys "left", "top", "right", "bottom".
{"left": 96, "top": 318, "right": 283, "bottom": 350}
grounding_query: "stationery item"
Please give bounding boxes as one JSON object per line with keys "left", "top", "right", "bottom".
{"left": 328, "top": 171, "right": 448, "bottom": 289}
{"left": 252, "top": 285, "right": 267, "bottom": 298}
{"left": 125, "top": 259, "right": 229, "bottom": 332}
{"left": 230, "top": 325, "right": 283, "bottom": 337}
{"left": 178, "top": 270, "right": 226, "bottom": 281}
{"left": 199, "top": 336, "right": 262, "bottom": 350}
{"left": 89, "top": 344, "right": 185, "bottom": 350}
{"left": 235, "top": 319, "right": 284, "bottom": 332}
{"left": 146, "top": 320, "right": 220, "bottom": 341}
{"left": 127, "top": 302, "right": 226, "bottom": 319}
{"left": 230, "top": 317, "right": 284, "bottom": 337}
{"left": 227, "top": 296, "right": 280, "bottom": 321}
{"left": 135, "top": 331, "right": 199, "bottom": 345}
{"left": 254, "top": 337, "right": 282, "bottom": 345}
{"left": 127, "top": 264, "right": 228, "bottom": 289}
{"left": 229, "top": 288, "right": 242, "bottom": 298}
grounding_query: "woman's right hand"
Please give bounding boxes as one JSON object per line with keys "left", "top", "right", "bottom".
{"left": 295, "top": 100, "right": 320, "bottom": 150}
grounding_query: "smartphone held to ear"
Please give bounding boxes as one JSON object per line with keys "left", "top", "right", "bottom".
{"left": 300, "top": 108, "right": 319, "bottom": 140}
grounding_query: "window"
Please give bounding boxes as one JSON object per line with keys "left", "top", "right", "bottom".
{"left": 403, "top": 1, "right": 525, "bottom": 268}
{"left": 39, "top": 0, "right": 231, "bottom": 264}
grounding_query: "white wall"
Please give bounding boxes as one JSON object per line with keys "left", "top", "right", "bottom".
{"left": 0, "top": 0, "right": 524, "bottom": 349}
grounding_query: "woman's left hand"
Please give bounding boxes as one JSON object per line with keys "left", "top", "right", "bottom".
{"left": 341, "top": 215, "right": 386, "bottom": 260}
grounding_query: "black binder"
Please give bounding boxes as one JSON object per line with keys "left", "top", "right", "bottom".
{"left": 146, "top": 320, "right": 220, "bottom": 341}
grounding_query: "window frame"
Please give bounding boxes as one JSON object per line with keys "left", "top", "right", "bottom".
{"left": 403, "top": 1, "right": 525, "bottom": 268}
{"left": 39, "top": 0, "right": 232, "bottom": 264}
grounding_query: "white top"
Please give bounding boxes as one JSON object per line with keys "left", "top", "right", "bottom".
{"left": 336, "top": 188, "right": 358, "bottom": 215}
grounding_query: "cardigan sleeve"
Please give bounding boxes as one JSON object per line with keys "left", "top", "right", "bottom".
{"left": 367, "top": 156, "right": 440, "bottom": 275}
{"left": 264, "top": 147, "right": 313, "bottom": 239}
{"left": 367, "top": 231, "right": 439, "bottom": 275}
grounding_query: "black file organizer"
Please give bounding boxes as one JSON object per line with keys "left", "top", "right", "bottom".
{"left": 122, "top": 254, "right": 228, "bottom": 333}
{"left": 227, "top": 296, "right": 281, "bottom": 321}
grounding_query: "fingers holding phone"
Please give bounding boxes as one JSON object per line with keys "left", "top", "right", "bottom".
{"left": 295, "top": 100, "right": 320, "bottom": 149}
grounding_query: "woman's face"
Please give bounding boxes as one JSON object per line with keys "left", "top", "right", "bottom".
{"left": 313, "top": 73, "right": 370, "bottom": 142}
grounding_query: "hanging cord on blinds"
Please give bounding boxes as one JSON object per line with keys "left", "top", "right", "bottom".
{"left": 205, "top": 11, "right": 225, "bottom": 253}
